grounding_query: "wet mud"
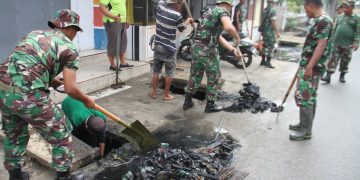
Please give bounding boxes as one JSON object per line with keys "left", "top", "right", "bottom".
{"left": 95, "top": 134, "right": 240, "bottom": 180}
{"left": 219, "top": 84, "right": 280, "bottom": 113}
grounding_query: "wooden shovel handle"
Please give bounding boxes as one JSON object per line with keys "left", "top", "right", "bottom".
{"left": 182, "top": 0, "right": 196, "bottom": 33}
{"left": 281, "top": 68, "right": 299, "bottom": 105}
{"left": 95, "top": 104, "right": 131, "bottom": 129}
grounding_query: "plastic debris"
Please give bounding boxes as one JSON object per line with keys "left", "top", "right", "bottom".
{"left": 97, "top": 135, "right": 239, "bottom": 179}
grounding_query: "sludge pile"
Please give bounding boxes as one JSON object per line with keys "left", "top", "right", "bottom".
{"left": 96, "top": 135, "right": 240, "bottom": 180}
{"left": 222, "top": 83, "right": 280, "bottom": 113}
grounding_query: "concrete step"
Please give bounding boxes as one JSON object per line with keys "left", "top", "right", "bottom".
{"left": 50, "top": 58, "right": 150, "bottom": 104}
{"left": 78, "top": 49, "right": 107, "bottom": 67}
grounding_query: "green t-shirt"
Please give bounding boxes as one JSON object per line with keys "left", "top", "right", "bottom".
{"left": 62, "top": 96, "right": 106, "bottom": 127}
{"left": 100, "top": 0, "right": 127, "bottom": 23}
{"left": 333, "top": 14, "right": 360, "bottom": 46}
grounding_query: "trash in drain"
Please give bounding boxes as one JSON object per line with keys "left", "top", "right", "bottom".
{"left": 95, "top": 134, "right": 240, "bottom": 180}
{"left": 221, "top": 83, "right": 280, "bottom": 113}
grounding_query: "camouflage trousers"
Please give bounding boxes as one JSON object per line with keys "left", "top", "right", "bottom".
{"left": 261, "top": 34, "right": 276, "bottom": 57}
{"left": 0, "top": 89, "right": 73, "bottom": 172}
{"left": 294, "top": 67, "right": 323, "bottom": 107}
{"left": 184, "top": 48, "right": 221, "bottom": 102}
{"left": 327, "top": 45, "right": 353, "bottom": 74}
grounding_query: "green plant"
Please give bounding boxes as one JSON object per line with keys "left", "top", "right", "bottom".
{"left": 286, "top": 17, "right": 297, "bottom": 31}
{"left": 287, "top": 0, "right": 302, "bottom": 13}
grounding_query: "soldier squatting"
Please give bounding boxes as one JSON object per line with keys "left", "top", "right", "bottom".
{"left": 0, "top": 0, "right": 359, "bottom": 179}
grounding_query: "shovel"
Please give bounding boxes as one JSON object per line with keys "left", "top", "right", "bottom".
{"left": 95, "top": 104, "right": 160, "bottom": 152}
{"left": 237, "top": 46, "right": 260, "bottom": 97}
{"left": 274, "top": 68, "right": 299, "bottom": 123}
{"left": 182, "top": 0, "right": 196, "bottom": 34}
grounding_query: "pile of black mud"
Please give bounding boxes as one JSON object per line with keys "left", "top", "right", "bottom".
{"left": 95, "top": 134, "right": 241, "bottom": 180}
{"left": 221, "top": 83, "right": 280, "bottom": 113}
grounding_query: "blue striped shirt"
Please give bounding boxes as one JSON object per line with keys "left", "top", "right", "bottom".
{"left": 155, "top": 1, "right": 185, "bottom": 53}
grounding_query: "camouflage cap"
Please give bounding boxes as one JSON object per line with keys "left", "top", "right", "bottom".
{"left": 336, "top": 4, "right": 343, "bottom": 9}
{"left": 48, "top": 9, "right": 82, "bottom": 32}
{"left": 216, "top": 0, "right": 233, "bottom": 7}
{"left": 343, "top": 0, "right": 355, "bottom": 7}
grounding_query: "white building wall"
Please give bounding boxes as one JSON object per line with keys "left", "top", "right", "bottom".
{"left": 71, "top": 0, "right": 95, "bottom": 51}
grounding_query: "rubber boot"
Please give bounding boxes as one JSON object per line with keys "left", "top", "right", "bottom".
{"left": 321, "top": 72, "right": 331, "bottom": 83}
{"left": 289, "top": 123, "right": 301, "bottom": 131}
{"left": 260, "top": 56, "right": 266, "bottom": 66}
{"left": 204, "top": 100, "right": 223, "bottom": 113}
{"left": 8, "top": 169, "right": 29, "bottom": 180}
{"left": 183, "top": 93, "right": 194, "bottom": 110}
{"left": 339, "top": 72, "right": 346, "bottom": 83}
{"left": 55, "top": 170, "right": 84, "bottom": 180}
{"left": 289, "top": 106, "right": 313, "bottom": 141}
{"left": 265, "top": 57, "right": 275, "bottom": 68}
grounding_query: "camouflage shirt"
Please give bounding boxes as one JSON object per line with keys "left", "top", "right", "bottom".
{"left": 261, "top": 5, "right": 277, "bottom": 36}
{"left": 301, "top": 14, "right": 333, "bottom": 67}
{"left": 332, "top": 13, "right": 360, "bottom": 46}
{"left": 193, "top": 6, "right": 230, "bottom": 56}
{"left": 0, "top": 30, "right": 79, "bottom": 91}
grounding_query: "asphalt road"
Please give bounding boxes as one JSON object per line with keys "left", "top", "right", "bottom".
{"left": 232, "top": 50, "right": 360, "bottom": 179}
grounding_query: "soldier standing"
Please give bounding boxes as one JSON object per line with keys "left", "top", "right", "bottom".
{"left": 183, "top": 0, "right": 242, "bottom": 113}
{"left": 0, "top": 9, "right": 92, "bottom": 179}
{"left": 321, "top": 1, "right": 360, "bottom": 83}
{"left": 233, "top": 0, "right": 247, "bottom": 33}
{"left": 259, "top": 0, "right": 280, "bottom": 68}
{"left": 289, "top": 0, "right": 333, "bottom": 141}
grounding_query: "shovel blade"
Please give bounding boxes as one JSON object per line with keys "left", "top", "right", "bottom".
{"left": 121, "top": 120, "right": 160, "bottom": 153}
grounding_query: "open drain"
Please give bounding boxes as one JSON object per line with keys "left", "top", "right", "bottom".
{"left": 159, "top": 78, "right": 206, "bottom": 101}
{"left": 104, "top": 132, "right": 128, "bottom": 155}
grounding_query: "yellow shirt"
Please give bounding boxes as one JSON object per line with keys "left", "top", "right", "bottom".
{"left": 100, "top": 0, "right": 127, "bottom": 23}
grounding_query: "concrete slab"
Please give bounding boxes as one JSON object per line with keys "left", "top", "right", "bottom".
{"left": 0, "top": 129, "right": 99, "bottom": 172}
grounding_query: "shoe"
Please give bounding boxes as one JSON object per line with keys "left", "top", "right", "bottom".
{"left": 205, "top": 100, "right": 222, "bottom": 113}
{"left": 321, "top": 72, "right": 331, "bottom": 83}
{"left": 109, "top": 66, "right": 119, "bottom": 71}
{"left": 339, "top": 72, "right": 346, "bottom": 83}
{"left": 289, "top": 130, "right": 312, "bottom": 141}
{"left": 265, "top": 61, "right": 275, "bottom": 68}
{"left": 260, "top": 57, "right": 266, "bottom": 66}
{"left": 8, "top": 169, "right": 29, "bottom": 180}
{"left": 183, "top": 93, "right": 194, "bottom": 110}
{"left": 289, "top": 123, "right": 301, "bottom": 131}
{"left": 289, "top": 106, "right": 313, "bottom": 141}
{"left": 120, "top": 63, "right": 134, "bottom": 68}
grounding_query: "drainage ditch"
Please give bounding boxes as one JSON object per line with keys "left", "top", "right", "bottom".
{"left": 78, "top": 128, "right": 243, "bottom": 179}
{"left": 159, "top": 78, "right": 206, "bottom": 101}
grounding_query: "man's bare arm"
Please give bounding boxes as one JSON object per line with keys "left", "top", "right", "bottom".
{"left": 221, "top": 16, "right": 241, "bottom": 45}
{"left": 304, "top": 39, "right": 327, "bottom": 78}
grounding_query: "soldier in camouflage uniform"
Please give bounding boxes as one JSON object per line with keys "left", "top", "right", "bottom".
{"left": 259, "top": 0, "right": 280, "bottom": 68}
{"left": 289, "top": 0, "right": 333, "bottom": 141}
{"left": 183, "top": 0, "right": 242, "bottom": 113}
{"left": 233, "top": 0, "right": 247, "bottom": 33}
{"left": 321, "top": 1, "right": 360, "bottom": 83}
{"left": 0, "top": 9, "right": 93, "bottom": 180}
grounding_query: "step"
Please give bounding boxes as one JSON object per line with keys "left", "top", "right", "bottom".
{"left": 0, "top": 129, "right": 99, "bottom": 172}
{"left": 78, "top": 49, "right": 107, "bottom": 67}
{"left": 50, "top": 59, "right": 150, "bottom": 104}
